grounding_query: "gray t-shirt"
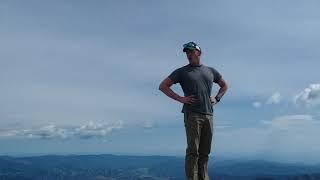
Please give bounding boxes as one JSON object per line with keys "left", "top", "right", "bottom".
{"left": 168, "top": 63, "right": 222, "bottom": 115}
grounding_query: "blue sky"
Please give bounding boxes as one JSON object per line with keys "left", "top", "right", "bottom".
{"left": 1, "top": 1, "right": 320, "bottom": 164}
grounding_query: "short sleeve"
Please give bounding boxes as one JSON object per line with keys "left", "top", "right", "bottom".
{"left": 210, "top": 67, "right": 222, "bottom": 83}
{"left": 168, "top": 68, "right": 182, "bottom": 84}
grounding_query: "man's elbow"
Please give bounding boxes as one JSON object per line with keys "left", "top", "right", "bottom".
{"left": 159, "top": 83, "right": 165, "bottom": 91}
{"left": 159, "top": 78, "right": 173, "bottom": 91}
{"left": 223, "top": 83, "right": 228, "bottom": 91}
{"left": 159, "top": 83, "right": 171, "bottom": 92}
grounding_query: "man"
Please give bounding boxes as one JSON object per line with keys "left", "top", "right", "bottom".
{"left": 159, "top": 42, "right": 228, "bottom": 180}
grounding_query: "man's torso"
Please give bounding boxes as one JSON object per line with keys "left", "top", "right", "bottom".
{"left": 168, "top": 63, "right": 221, "bottom": 115}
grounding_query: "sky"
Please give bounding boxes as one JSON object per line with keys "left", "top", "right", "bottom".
{"left": 1, "top": 0, "right": 320, "bottom": 164}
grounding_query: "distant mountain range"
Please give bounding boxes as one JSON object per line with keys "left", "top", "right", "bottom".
{"left": 0, "top": 154, "right": 319, "bottom": 180}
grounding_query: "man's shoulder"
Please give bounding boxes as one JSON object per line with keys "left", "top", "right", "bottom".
{"left": 173, "top": 64, "right": 190, "bottom": 71}
{"left": 182, "top": 64, "right": 191, "bottom": 68}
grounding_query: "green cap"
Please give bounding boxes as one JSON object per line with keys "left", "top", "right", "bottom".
{"left": 183, "top": 42, "right": 201, "bottom": 52}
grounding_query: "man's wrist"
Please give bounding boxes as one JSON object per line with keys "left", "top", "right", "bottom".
{"left": 176, "top": 96, "right": 183, "bottom": 103}
{"left": 215, "top": 96, "right": 221, "bottom": 102}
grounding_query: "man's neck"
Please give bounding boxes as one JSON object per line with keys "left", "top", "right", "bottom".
{"left": 189, "top": 59, "right": 202, "bottom": 67}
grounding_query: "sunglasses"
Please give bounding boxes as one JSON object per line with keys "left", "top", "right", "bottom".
{"left": 183, "top": 42, "right": 201, "bottom": 52}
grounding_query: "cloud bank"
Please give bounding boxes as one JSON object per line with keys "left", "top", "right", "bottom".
{"left": 0, "top": 121, "right": 124, "bottom": 140}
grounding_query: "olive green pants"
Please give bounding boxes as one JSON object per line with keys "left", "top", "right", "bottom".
{"left": 184, "top": 111, "right": 214, "bottom": 180}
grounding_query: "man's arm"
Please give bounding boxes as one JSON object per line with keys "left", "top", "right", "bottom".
{"left": 211, "top": 77, "right": 228, "bottom": 103}
{"left": 159, "top": 77, "right": 196, "bottom": 104}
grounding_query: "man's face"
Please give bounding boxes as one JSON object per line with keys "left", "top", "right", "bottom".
{"left": 185, "top": 49, "right": 200, "bottom": 61}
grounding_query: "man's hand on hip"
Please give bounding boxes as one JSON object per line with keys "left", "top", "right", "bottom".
{"left": 210, "top": 96, "right": 219, "bottom": 105}
{"left": 178, "top": 95, "right": 197, "bottom": 104}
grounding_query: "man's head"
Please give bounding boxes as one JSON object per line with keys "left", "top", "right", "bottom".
{"left": 183, "top": 41, "right": 201, "bottom": 62}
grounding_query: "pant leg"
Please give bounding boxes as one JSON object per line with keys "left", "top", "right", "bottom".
{"left": 184, "top": 111, "right": 204, "bottom": 180}
{"left": 198, "top": 114, "right": 213, "bottom": 180}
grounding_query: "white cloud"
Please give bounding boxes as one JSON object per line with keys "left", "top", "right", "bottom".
{"left": 266, "top": 92, "right": 281, "bottom": 105}
{"left": 0, "top": 121, "right": 124, "bottom": 140}
{"left": 252, "top": 101, "right": 262, "bottom": 108}
{"left": 22, "top": 125, "right": 71, "bottom": 139}
{"left": 252, "top": 92, "right": 281, "bottom": 108}
{"left": 73, "top": 121, "right": 123, "bottom": 139}
{"left": 294, "top": 83, "right": 320, "bottom": 107}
